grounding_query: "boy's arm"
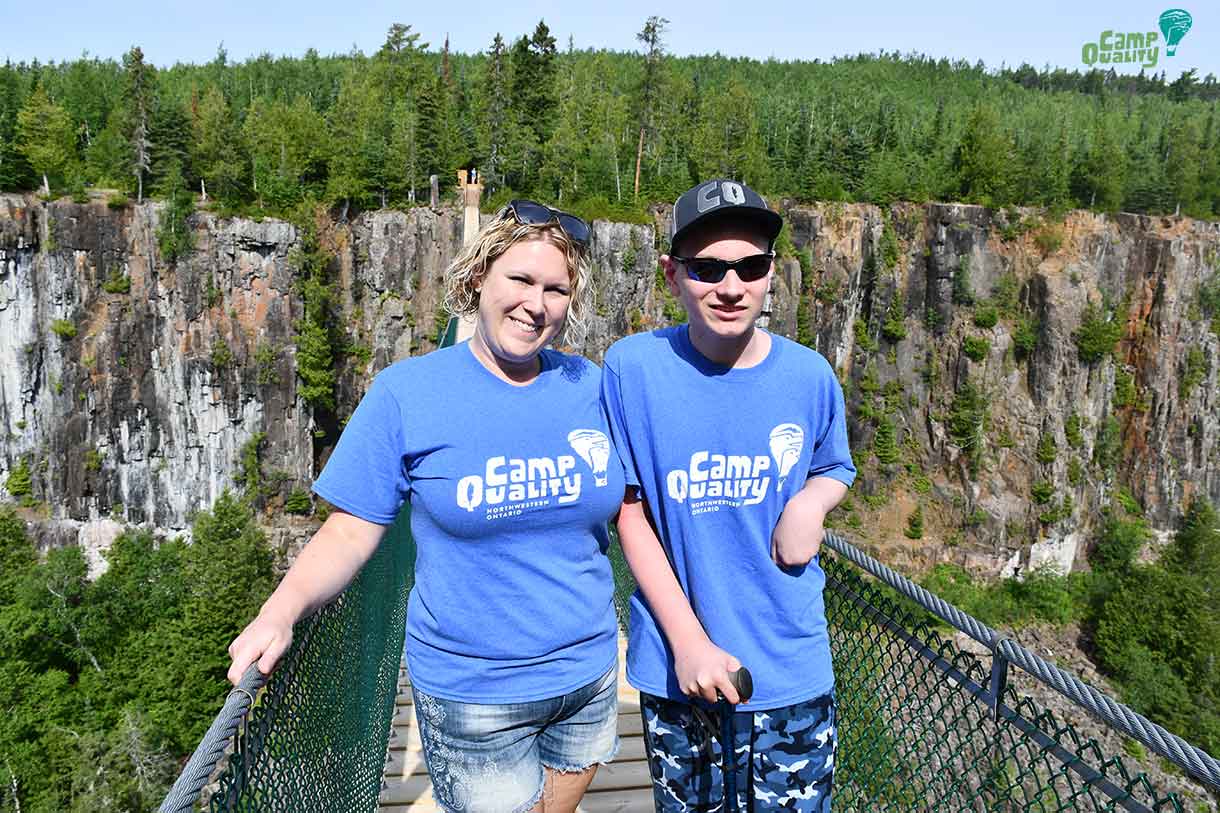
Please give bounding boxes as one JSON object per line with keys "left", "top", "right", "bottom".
{"left": 770, "top": 476, "right": 849, "bottom": 568}
{"left": 617, "top": 491, "right": 744, "bottom": 704}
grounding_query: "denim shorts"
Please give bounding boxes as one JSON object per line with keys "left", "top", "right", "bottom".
{"left": 411, "top": 667, "right": 619, "bottom": 813}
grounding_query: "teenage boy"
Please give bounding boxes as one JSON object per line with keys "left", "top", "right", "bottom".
{"left": 602, "top": 179, "right": 855, "bottom": 811}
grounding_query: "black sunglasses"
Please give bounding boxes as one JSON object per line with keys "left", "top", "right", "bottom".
{"left": 671, "top": 252, "right": 775, "bottom": 284}
{"left": 502, "top": 199, "right": 591, "bottom": 247}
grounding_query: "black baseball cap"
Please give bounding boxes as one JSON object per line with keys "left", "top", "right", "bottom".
{"left": 669, "top": 178, "right": 783, "bottom": 253}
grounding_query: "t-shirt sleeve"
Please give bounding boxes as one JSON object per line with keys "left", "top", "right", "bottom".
{"left": 808, "top": 363, "right": 856, "bottom": 487}
{"left": 312, "top": 373, "right": 409, "bottom": 524}
{"left": 600, "top": 355, "right": 641, "bottom": 490}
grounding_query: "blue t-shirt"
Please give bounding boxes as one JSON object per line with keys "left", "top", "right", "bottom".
{"left": 314, "top": 342, "right": 625, "bottom": 703}
{"left": 602, "top": 326, "right": 855, "bottom": 710}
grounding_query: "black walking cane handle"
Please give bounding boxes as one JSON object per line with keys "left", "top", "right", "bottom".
{"left": 728, "top": 666, "right": 753, "bottom": 704}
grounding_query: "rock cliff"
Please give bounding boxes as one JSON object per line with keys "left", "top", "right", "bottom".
{"left": 1, "top": 194, "right": 1216, "bottom": 577}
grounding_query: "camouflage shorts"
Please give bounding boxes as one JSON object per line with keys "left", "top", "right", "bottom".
{"left": 640, "top": 690, "right": 836, "bottom": 812}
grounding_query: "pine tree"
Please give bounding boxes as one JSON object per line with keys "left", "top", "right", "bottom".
{"left": 121, "top": 47, "right": 153, "bottom": 202}
{"left": 506, "top": 20, "right": 559, "bottom": 192}
{"left": 16, "top": 83, "right": 76, "bottom": 195}
{"left": 191, "top": 86, "right": 245, "bottom": 205}
{"left": 479, "top": 34, "right": 511, "bottom": 193}
{"left": 1198, "top": 107, "right": 1220, "bottom": 217}
{"left": 692, "top": 80, "right": 768, "bottom": 187}
{"left": 415, "top": 71, "right": 456, "bottom": 200}
{"left": 1165, "top": 114, "right": 1202, "bottom": 216}
{"left": 541, "top": 58, "right": 589, "bottom": 203}
{"left": 0, "top": 63, "right": 36, "bottom": 191}
{"left": 525, "top": 21, "right": 558, "bottom": 145}
{"left": 243, "top": 95, "right": 327, "bottom": 211}
{"left": 386, "top": 98, "right": 419, "bottom": 205}
{"left": 1044, "top": 125, "right": 1072, "bottom": 210}
{"left": 85, "top": 112, "right": 131, "bottom": 188}
{"left": 953, "top": 102, "right": 1011, "bottom": 207}
{"left": 1072, "top": 116, "right": 1127, "bottom": 211}
{"left": 148, "top": 100, "right": 191, "bottom": 194}
{"left": 375, "top": 22, "right": 428, "bottom": 97}
{"left": 632, "top": 16, "right": 668, "bottom": 199}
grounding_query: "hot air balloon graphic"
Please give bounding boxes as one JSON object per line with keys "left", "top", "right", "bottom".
{"left": 1159, "top": 9, "right": 1192, "bottom": 56}
{"left": 568, "top": 429, "right": 611, "bottom": 486}
{"left": 768, "top": 424, "right": 804, "bottom": 488}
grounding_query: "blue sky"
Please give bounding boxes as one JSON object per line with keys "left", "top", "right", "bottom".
{"left": 5, "top": 0, "right": 1217, "bottom": 79}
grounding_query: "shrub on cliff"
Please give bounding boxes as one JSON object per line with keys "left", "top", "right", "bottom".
{"left": 881, "top": 293, "right": 907, "bottom": 343}
{"left": 290, "top": 208, "right": 340, "bottom": 412}
{"left": 4, "top": 457, "right": 32, "bottom": 498}
{"left": 947, "top": 379, "right": 988, "bottom": 472}
{"left": 156, "top": 160, "right": 195, "bottom": 264}
{"left": 1074, "top": 302, "right": 1123, "bottom": 363}
{"left": 50, "top": 318, "right": 78, "bottom": 339}
{"left": 962, "top": 335, "right": 990, "bottom": 362}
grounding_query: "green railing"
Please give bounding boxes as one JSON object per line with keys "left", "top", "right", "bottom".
{"left": 170, "top": 526, "right": 1219, "bottom": 812}
{"left": 203, "top": 507, "right": 415, "bottom": 811}
{"left": 822, "top": 535, "right": 1217, "bottom": 812}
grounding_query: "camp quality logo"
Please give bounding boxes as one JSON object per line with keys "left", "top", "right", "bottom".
{"left": 665, "top": 423, "right": 805, "bottom": 515}
{"left": 454, "top": 429, "right": 609, "bottom": 518}
{"left": 768, "top": 424, "right": 804, "bottom": 488}
{"left": 567, "top": 429, "right": 610, "bottom": 486}
{"left": 1159, "top": 9, "right": 1194, "bottom": 55}
{"left": 1080, "top": 9, "right": 1191, "bottom": 69}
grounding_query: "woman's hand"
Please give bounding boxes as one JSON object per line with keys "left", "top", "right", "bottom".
{"left": 227, "top": 609, "right": 295, "bottom": 685}
{"left": 672, "top": 636, "right": 744, "bottom": 704}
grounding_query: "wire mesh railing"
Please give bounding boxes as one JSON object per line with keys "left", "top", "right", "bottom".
{"left": 822, "top": 531, "right": 1217, "bottom": 812}
{"left": 163, "top": 501, "right": 1218, "bottom": 811}
{"left": 158, "top": 506, "right": 416, "bottom": 813}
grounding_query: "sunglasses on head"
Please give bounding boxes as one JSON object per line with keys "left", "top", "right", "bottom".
{"left": 671, "top": 251, "right": 775, "bottom": 283}
{"left": 502, "top": 199, "right": 591, "bottom": 247}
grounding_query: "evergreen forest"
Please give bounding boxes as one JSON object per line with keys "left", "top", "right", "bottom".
{"left": 2, "top": 19, "right": 1219, "bottom": 221}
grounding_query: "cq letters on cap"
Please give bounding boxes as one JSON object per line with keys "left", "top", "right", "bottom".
{"left": 697, "top": 181, "right": 746, "bottom": 213}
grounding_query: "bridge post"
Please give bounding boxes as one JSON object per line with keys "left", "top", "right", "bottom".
{"left": 453, "top": 169, "right": 483, "bottom": 343}
{"left": 987, "top": 638, "right": 1011, "bottom": 721}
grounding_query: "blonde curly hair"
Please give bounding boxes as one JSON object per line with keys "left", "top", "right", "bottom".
{"left": 442, "top": 213, "right": 592, "bottom": 347}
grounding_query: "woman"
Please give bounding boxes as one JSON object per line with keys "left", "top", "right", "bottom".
{"left": 227, "top": 200, "right": 625, "bottom": 813}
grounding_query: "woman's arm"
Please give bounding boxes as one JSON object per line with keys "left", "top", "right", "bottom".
{"left": 770, "top": 476, "right": 849, "bottom": 568}
{"left": 616, "top": 491, "right": 743, "bottom": 704}
{"left": 226, "top": 510, "right": 388, "bottom": 684}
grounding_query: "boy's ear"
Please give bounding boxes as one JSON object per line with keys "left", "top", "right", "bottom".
{"left": 660, "top": 255, "right": 682, "bottom": 298}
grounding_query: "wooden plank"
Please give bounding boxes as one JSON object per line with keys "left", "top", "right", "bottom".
{"left": 381, "top": 772, "right": 656, "bottom": 811}
{"left": 587, "top": 760, "right": 652, "bottom": 791}
{"left": 580, "top": 788, "right": 656, "bottom": 812}
{"left": 381, "top": 788, "right": 656, "bottom": 813}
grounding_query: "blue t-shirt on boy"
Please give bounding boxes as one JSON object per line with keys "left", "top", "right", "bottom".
{"left": 314, "top": 342, "right": 625, "bottom": 704}
{"left": 602, "top": 326, "right": 855, "bottom": 711}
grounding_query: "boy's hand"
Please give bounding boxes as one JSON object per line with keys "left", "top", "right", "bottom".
{"left": 673, "top": 637, "right": 744, "bottom": 704}
{"left": 770, "top": 497, "right": 826, "bottom": 568}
